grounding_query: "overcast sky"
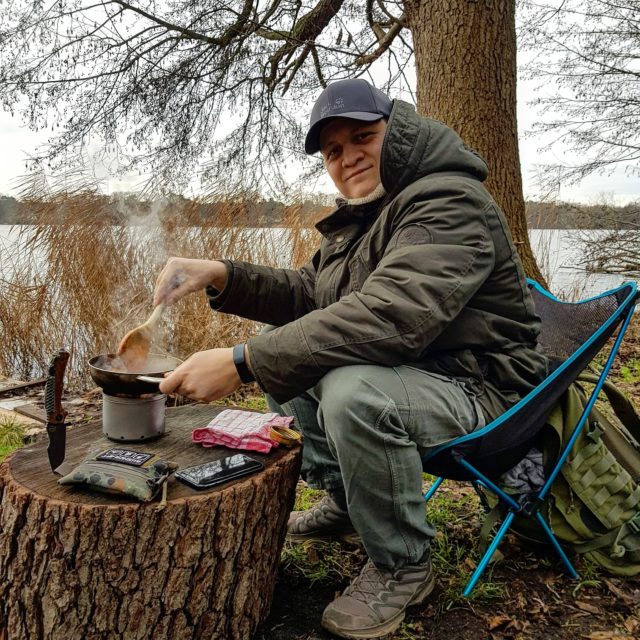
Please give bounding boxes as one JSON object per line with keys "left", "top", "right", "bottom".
{"left": 1, "top": 75, "right": 638, "bottom": 205}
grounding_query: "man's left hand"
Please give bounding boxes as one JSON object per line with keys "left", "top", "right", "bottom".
{"left": 159, "top": 348, "right": 242, "bottom": 402}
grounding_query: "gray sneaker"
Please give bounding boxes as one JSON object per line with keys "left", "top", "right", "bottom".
{"left": 287, "top": 494, "right": 357, "bottom": 542}
{"left": 321, "top": 553, "right": 435, "bottom": 639}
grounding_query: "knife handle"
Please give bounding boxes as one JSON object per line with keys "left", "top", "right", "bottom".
{"left": 45, "top": 348, "right": 70, "bottom": 423}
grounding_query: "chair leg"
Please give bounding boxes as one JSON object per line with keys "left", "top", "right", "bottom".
{"left": 534, "top": 512, "right": 579, "bottom": 579}
{"left": 424, "top": 476, "right": 443, "bottom": 502}
{"left": 463, "top": 511, "right": 515, "bottom": 596}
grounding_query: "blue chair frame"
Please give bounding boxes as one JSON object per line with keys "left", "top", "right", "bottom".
{"left": 422, "top": 279, "right": 638, "bottom": 596}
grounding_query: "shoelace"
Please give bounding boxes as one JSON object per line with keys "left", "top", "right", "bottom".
{"left": 343, "top": 561, "right": 392, "bottom": 603}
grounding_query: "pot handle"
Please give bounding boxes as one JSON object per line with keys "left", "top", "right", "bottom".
{"left": 136, "top": 376, "right": 166, "bottom": 385}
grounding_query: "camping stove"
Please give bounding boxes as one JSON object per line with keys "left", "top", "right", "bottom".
{"left": 101, "top": 392, "right": 166, "bottom": 442}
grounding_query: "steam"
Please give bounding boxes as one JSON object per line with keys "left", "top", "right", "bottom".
{"left": 109, "top": 195, "right": 176, "bottom": 357}
{"left": 94, "top": 354, "right": 127, "bottom": 372}
{"left": 93, "top": 354, "right": 176, "bottom": 374}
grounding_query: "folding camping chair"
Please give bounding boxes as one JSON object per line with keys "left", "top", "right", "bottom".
{"left": 422, "top": 279, "right": 639, "bottom": 595}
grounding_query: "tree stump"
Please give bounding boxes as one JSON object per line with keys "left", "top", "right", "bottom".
{"left": 0, "top": 403, "right": 302, "bottom": 640}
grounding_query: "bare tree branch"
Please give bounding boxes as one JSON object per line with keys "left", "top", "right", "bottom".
{"left": 520, "top": 0, "right": 640, "bottom": 185}
{"left": 111, "top": 0, "right": 256, "bottom": 47}
{"left": 264, "top": 0, "right": 346, "bottom": 87}
{"left": 356, "top": 14, "right": 407, "bottom": 66}
{"left": 0, "top": 0, "right": 411, "bottom": 194}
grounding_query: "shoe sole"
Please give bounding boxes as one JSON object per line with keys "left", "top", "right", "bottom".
{"left": 320, "top": 572, "right": 436, "bottom": 640}
{"left": 286, "top": 530, "right": 361, "bottom": 545}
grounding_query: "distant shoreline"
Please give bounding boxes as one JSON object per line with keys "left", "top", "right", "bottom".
{"left": 1, "top": 195, "right": 638, "bottom": 230}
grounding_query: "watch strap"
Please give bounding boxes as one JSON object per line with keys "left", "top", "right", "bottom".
{"left": 233, "top": 344, "right": 255, "bottom": 384}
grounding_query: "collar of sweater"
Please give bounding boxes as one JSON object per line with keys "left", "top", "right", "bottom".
{"left": 343, "top": 183, "right": 386, "bottom": 206}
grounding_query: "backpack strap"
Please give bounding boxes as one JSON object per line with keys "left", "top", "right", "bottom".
{"left": 573, "top": 510, "right": 640, "bottom": 557}
{"left": 577, "top": 373, "right": 640, "bottom": 443}
{"left": 477, "top": 503, "right": 506, "bottom": 563}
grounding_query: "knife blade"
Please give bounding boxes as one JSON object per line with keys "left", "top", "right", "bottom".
{"left": 45, "top": 348, "right": 70, "bottom": 473}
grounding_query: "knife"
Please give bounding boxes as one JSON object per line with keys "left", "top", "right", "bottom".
{"left": 45, "top": 348, "right": 70, "bottom": 473}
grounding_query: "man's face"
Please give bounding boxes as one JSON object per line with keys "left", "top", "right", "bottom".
{"left": 319, "top": 118, "right": 387, "bottom": 199}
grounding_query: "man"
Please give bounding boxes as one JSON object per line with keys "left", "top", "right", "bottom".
{"left": 155, "top": 79, "right": 547, "bottom": 639}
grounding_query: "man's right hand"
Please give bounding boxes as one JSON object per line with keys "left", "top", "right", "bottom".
{"left": 154, "top": 257, "right": 228, "bottom": 306}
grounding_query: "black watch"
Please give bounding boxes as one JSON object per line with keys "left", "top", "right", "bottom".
{"left": 232, "top": 344, "right": 255, "bottom": 384}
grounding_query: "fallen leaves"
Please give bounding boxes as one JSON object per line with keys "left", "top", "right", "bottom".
{"left": 574, "top": 600, "right": 602, "bottom": 614}
{"left": 624, "top": 616, "right": 640, "bottom": 635}
{"left": 603, "top": 578, "right": 636, "bottom": 607}
{"left": 486, "top": 615, "right": 530, "bottom": 638}
{"left": 487, "top": 614, "right": 511, "bottom": 630}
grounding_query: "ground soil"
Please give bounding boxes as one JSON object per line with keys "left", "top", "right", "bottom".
{"left": 257, "top": 523, "right": 640, "bottom": 640}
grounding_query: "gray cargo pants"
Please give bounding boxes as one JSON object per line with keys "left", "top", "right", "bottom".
{"left": 266, "top": 362, "right": 485, "bottom": 570}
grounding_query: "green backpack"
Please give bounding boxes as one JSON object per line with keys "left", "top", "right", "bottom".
{"left": 484, "top": 373, "right": 640, "bottom": 576}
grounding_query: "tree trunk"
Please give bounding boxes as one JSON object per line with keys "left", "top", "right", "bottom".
{"left": 0, "top": 404, "right": 302, "bottom": 640}
{"left": 404, "top": 0, "right": 545, "bottom": 284}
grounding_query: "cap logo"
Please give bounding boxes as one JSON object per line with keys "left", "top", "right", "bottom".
{"left": 320, "top": 97, "right": 344, "bottom": 118}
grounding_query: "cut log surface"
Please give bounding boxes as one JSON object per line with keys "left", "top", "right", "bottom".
{"left": 0, "top": 403, "right": 302, "bottom": 640}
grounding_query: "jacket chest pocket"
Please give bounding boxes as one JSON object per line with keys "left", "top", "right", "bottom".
{"left": 346, "top": 252, "right": 372, "bottom": 292}
{"left": 319, "top": 252, "right": 374, "bottom": 308}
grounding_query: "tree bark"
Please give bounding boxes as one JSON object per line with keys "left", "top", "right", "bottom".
{"left": 404, "top": 0, "right": 545, "bottom": 284}
{"left": 0, "top": 404, "right": 302, "bottom": 640}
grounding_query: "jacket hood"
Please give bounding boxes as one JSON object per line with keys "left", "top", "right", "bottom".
{"left": 380, "top": 100, "right": 488, "bottom": 196}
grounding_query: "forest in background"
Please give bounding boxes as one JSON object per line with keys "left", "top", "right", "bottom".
{"left": 1, "top": 194, "right": 638, "bottom": 229}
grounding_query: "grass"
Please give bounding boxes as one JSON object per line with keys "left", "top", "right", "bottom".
{"left": 618, "top": 358, "right": 640, "bottom": 384}
{"left": 424, "top": 483, "right": 506, "bottom": 606}
{"left": 280, "top": 485, "right": 361, "bottom": 585}
{"left": 0, "top": 444, "right": 19, "bottom": 462}
{"left": 395, "top": 621, "right": 428, "bottom": 639}
{"left": 292, "top": 484, "right": 325, "bottom": 511}
{"left": 0, "top": 415, "right": 28, "bottom": 462}
{"left": 572, "top": 557, "right": 602, "bottom": 595}
{"left": 219, "top": 389, "right": 269, "bottom": 413}
{"left": 281, "top": 540, "right": 361, "bottom": 584}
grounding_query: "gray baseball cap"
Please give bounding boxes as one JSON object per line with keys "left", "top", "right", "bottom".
{"left": 305, "top": 79, "right": 392, "bottom": 155}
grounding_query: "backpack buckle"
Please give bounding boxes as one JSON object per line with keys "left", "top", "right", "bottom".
{"left": 627, "top": 511, "right": 640, "bottom": 535}
{"left": 586, "top": 420, "right": 603, "bottom": 442}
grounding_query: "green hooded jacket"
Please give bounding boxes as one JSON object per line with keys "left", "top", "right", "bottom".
{"left": 210, "top": 100, "right": 548, "bottom": 417}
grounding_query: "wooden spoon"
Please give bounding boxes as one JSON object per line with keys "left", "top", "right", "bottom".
{"left": 117, "top": 304, "right": 165, "bottom": 371}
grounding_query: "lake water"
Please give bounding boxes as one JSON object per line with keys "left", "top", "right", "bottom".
{"left": 528, "top": 229, "right": 634, "bottom": 299}
{"left": 0, "top": 225, "right": 637, "bottom": 300}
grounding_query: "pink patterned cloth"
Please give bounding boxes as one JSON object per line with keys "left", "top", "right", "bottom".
{"left": 192, "top": 409, "right": 295, "bottom": 454}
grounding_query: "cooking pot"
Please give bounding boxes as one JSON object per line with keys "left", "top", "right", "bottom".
{"left": 102, "top": 393, "right": 167, "bottom": 441}
{"left": 88, "top": 353, "right": 182, "bottom": 396}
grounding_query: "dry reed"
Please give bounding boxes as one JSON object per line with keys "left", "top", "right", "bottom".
{"left": 0, "top": 191, "right": 328, "bottom": 389}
